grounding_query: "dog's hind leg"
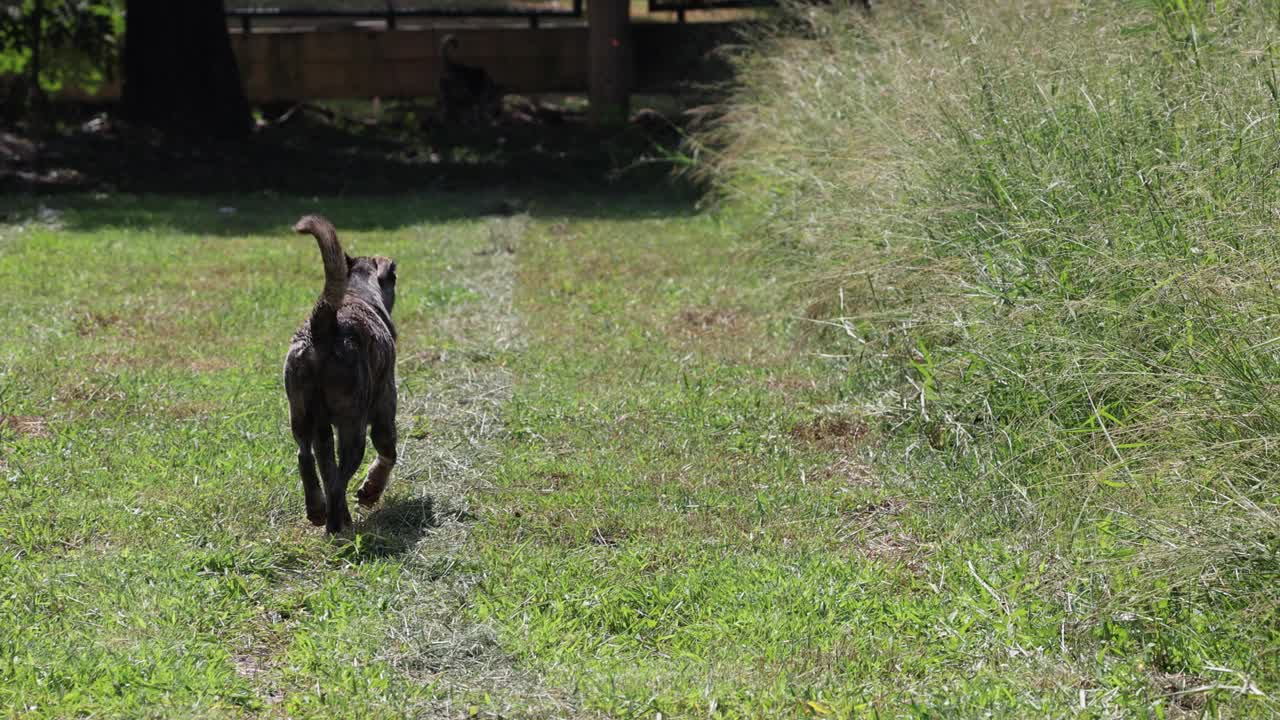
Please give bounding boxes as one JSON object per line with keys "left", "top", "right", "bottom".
{"left": 357, "top": 397, "right": 396, "bottom": 508}
{"left": 313, "top": 422, "right": 351, "bottom": 534}
{"left": 289, "top": 386, "right": 330, "bottom": 520}
{"left": 290, "top": 404, "right": 327, "bottom": 526}
{"left": 326, "top": 419, "right": 366, "bottom": 533}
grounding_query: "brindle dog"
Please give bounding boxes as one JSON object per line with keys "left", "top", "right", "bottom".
{"left": 285, "top": 215, "right": 398, "bottom": 533}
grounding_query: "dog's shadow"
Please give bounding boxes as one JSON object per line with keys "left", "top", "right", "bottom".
{"left": 347, "top": 493, "right": 440, "bottom": 559}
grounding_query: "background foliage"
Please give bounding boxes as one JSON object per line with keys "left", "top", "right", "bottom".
{"left": 0, "top": 0, "right": 121, "bottom": 98}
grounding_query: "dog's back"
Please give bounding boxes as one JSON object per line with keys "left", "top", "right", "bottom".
{"left": 285, "top": 216, "right": 399, "bottom": 533}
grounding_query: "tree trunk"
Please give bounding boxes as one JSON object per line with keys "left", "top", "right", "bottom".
{"left": 123, "top": 0, "right": 251, "bottom": 140}
{"left": 25, "top": 0, "right": 48, "bottom": 130}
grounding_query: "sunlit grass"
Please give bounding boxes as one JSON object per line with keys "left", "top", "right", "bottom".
{"left": 0, "top": 194, "right": 497, "bottom": 717}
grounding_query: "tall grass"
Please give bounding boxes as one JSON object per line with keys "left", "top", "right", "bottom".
{"left": 709, "top": 0, "right": 1280, "bottom": 707}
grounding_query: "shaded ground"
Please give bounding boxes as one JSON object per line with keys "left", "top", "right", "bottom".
{"left": 0, "top": 94, "right": 701, "bottom": 199}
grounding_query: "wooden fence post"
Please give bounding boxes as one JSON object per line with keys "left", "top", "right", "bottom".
{"left": 588, "top": 0, "right": 630, "bottom": 126}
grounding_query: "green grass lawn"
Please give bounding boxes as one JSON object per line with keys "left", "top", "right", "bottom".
{"left": 1, "top": 190, "right": 865, "bottom": 718}
{"left": 4, "top": 174, "right": 1275, "bottom": 716}
{"left": 5, "top": 2, "right": 1280, "bottom": 711}
{"left": 1, "top": 189, "right": 945, "bottom": 718}
{"left": 0, "top": 194, "right": 527, "bottom": 718}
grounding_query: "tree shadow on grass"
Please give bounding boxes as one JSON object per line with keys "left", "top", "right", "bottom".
{"left": 0, "top": 97, "right": 710, "bottom": 235}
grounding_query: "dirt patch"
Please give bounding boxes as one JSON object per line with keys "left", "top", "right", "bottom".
{"left": 480, "top": 214, "right": 526, "bottom": 256}
{"left": 76, "top": 308, "right": 179, "bottom": 342}
{"left": 538, "top": 470, "right": 571, "bottom": 492}
{"left": 410, "top": 348, "right": 448, "bottom": 368}
{"left": 838, "top": 497, "right": 923, "bottom": 567}
{"left": 1, "top": 415, "right": 52, "bottom": 438}
{"left": 819, "top": 456, "right": 876, "bottom": 487}
{"left": 766, "top": 373, "right": 819, "bottom": 393}
{"left": 73, "top": 311, "right": 122, "bottom": 337}
{"left": 183, "top": 264, "right": 240, "bottom": 294}
{"left": 232, "top": 632, "right": 288, "bottom": 708}
{"left": 165, "top": 400, "right": 219, "bottom": 420}
{"left": 792, "top": 414, "right": 869, "bottom": 449}
{"left": 188, "top": 358, "right": 233, "bottom": 373}
{"left": 589, "top": 526, "right": 627, "bottom": 548}
{"left": 861, "top": 530, "right": 920, "bottom": 565}
{"left": 69, "top": 302, "right": 194, "bottom": 353}
{"left": 58, "top": 379, "right": 127, "bottom": 406}
{"left": 1153, "top": 672, "right": 1211, "bottom": 715}
{"left": 232, "top": 653, "right": 271, "bottom": 682}
{"left": 846, "top": 497, "right": 908, "bottom": 521}
{"left": 87, "top": 350, "right": 151, "bottom": 371}
{"left": 676, "top": 307, "right": 742, "bottom": 336}
{"left": 86, "top": 341, "right": 235, "bottom": 373}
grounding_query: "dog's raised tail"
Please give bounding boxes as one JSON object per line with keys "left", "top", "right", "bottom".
{"left": 293, "top": 215, "right": 347, "bottom": 310}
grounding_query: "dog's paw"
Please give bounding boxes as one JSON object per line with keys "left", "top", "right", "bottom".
{"left": 306, "top": 504, "right": 327, "bottom": 527}
{"left": 356, "top": 460, "right": 392, "bottom": 507}
{"left": 355, "top": 482, "right": 384, "bottom": 508}
{"left": 325, "top": 515, "right": 352, "bottom": 535}
{"left": 323, "top": 504, "right": 354, "bottom": 534}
